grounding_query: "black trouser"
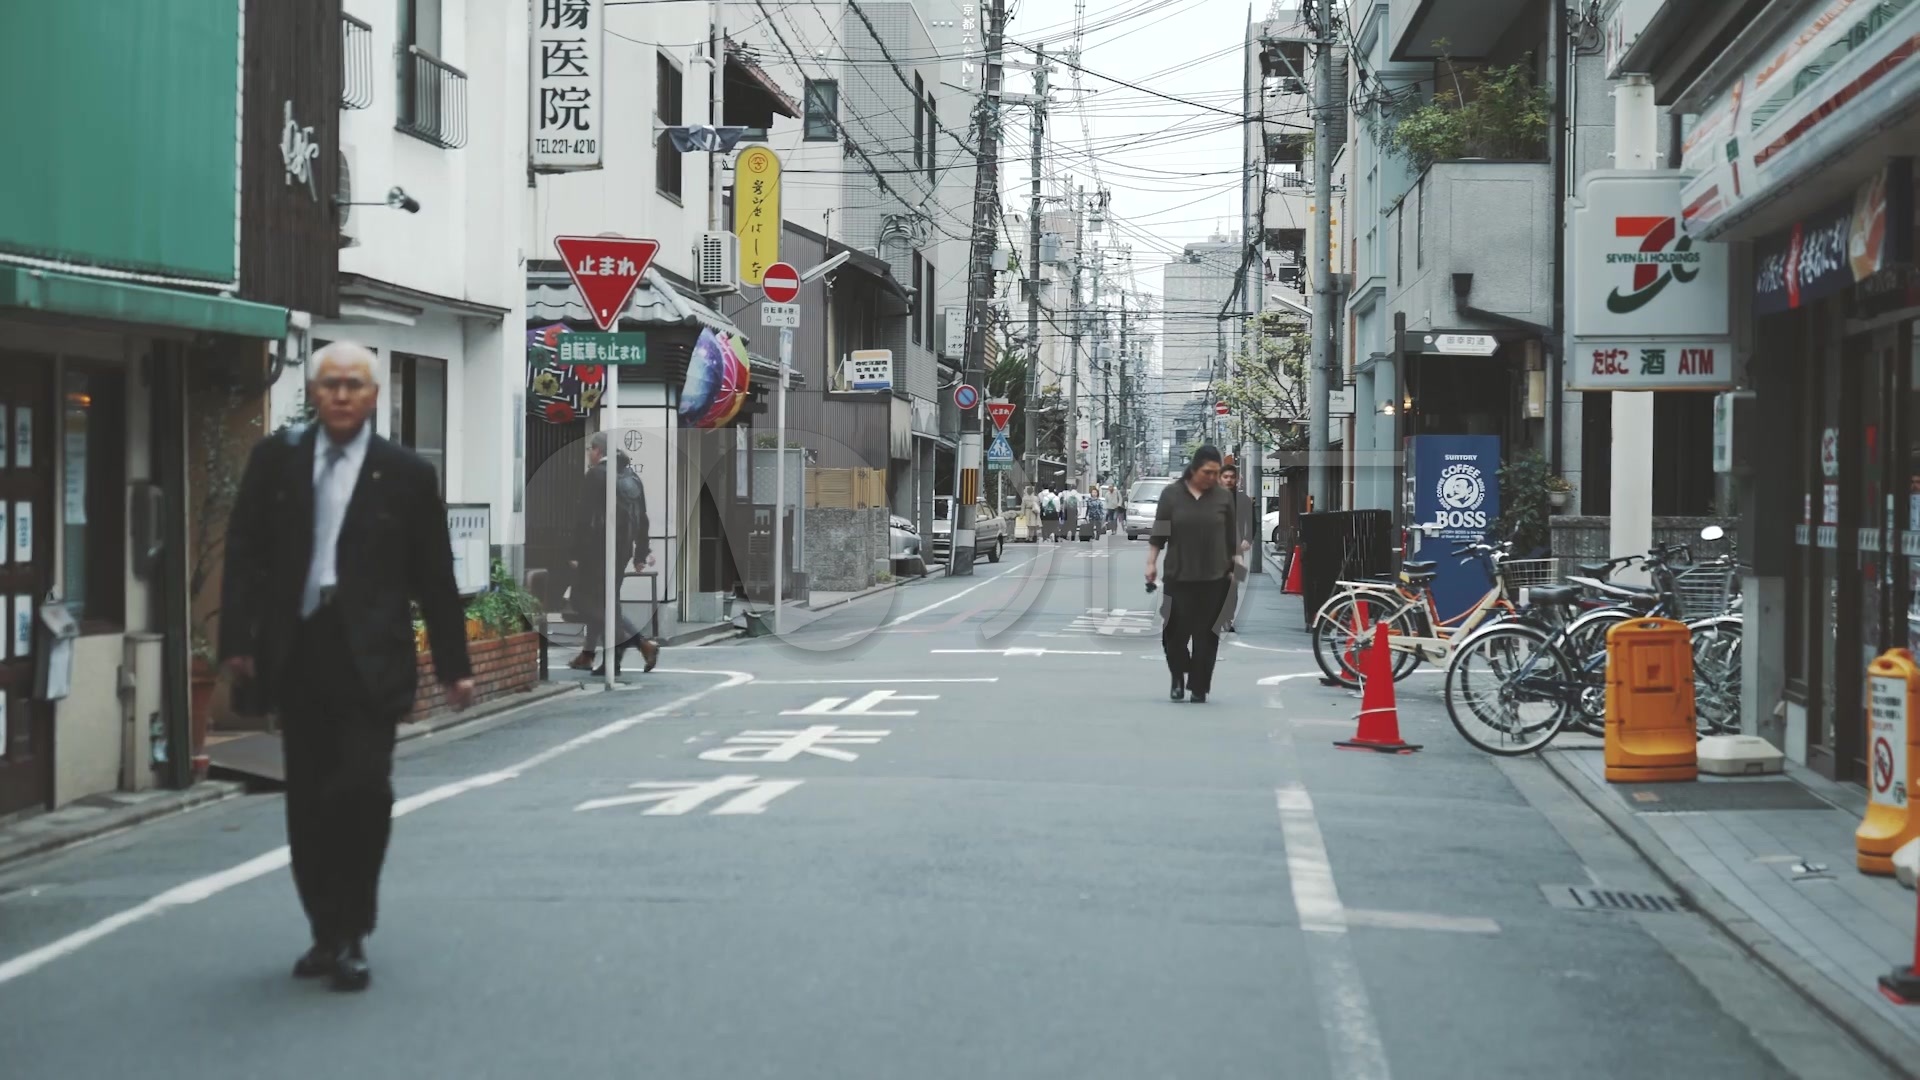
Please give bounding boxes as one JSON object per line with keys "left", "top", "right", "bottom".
{"left": 281, "top": 605, "right": 398, "bottom": 943}
{"left": 581, "top": 570, "right": 640, "bottom": 651}
{"left": 1163, "top": 576, "right": 1232, "bottom": 694}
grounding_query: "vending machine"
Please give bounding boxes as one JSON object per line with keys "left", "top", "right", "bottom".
{"left": 1403, "top": 435, "right": 1502, "bottom": 624}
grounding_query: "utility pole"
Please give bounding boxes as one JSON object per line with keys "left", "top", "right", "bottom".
{"left": 1066, "top": 186, "right": 1083, "bottom": 488}
{"left": 1024, "top": 46, "right": 1046, "bottom": 472}
{"left": 1118, "top": 297, "right": 1131, "bottom": 485}
{"left": 951, "top": 0, "right": 1005, "bottom": 575}
{"left": 1090, "top": 242, "right": 1105, "bottom": 484}
{"left": 1306, "top": 0, "right": 1333, "bottom": 510}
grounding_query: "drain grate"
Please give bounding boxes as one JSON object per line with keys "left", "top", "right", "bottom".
{"left": 1541, "top": 884, "right": 1690, "bottom": 913}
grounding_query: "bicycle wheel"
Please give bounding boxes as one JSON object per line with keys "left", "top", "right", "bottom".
{"left": 1311, "top": 592, "right": 1417, "bottom": 687}
{"left": 1445, "top": 623, "right": 1576, "bottom": 755}
{"left": 1689, "top": 617, "right": 1743, "bottom": 736}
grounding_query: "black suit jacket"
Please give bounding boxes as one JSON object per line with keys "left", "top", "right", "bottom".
{"left": 219, "top": 425, "right": 472, "bottom": 721}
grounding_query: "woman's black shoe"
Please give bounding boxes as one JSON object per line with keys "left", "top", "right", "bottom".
{"left": 1190, "top": 692, "right": 1209, "bottom": 704}
{"left": 1170, "top": 676, "right": 1186, "bottom": 702}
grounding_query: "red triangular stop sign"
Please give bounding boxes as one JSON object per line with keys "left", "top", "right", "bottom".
{"left": 986, "top": 401, "right": 1016, "bottom": 430}
{"left": 554, "top": 235, "right": 662, "bottom": 332}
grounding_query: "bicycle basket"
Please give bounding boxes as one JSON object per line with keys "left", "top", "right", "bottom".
{"left": 1501, "top": 558, "right": 1558, "bottom": 603}
{"left": 1673, "top": 565, "right": 1735, "bottom": 620}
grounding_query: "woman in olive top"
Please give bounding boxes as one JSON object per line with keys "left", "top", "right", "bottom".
{"left": 1145, "top": 445, "right": 1241, "bottom": 703}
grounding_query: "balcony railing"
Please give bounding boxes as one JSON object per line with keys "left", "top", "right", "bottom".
{"left": 397, "top": 45, "right": 468, "bottom": 149}
{"left": 341, "top": 13, "right": 374, "bottom": 109}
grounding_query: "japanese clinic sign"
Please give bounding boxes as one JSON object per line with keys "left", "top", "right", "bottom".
{"left": 735, "top": 147, "right": 782, "bottom": 286}
{"left": 531, "top": 0, "right": 604, "bottom": 171}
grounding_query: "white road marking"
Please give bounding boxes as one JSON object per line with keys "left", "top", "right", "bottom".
{"left": 698, "top": 725, "right": 889, "bottom": 763}
{"left": 1258, "top": 672, "right": 1334, "bottom": 686}
{"left": 1228, "top": 641, "right": 1315, "bottom": 654}
{"left": 574, "top": 775, "right": 804, "bottom": 815}
{"left": 756, "top": 677, "right": 997, "bottom": 685}
{"left": 1343, "top": 909, "right": 1501, "bottom": 935}
{"left": 1274, "top": 783, "right": 1393, "bottom": 1079}
{"left": 780, "top": 689, "right": 936, "bottom": 716}
{"left": 931, "top": 647, "right": 1122, "bottom": 657}
{"left": 830, "top": 562, "right": 1031, "bottom": 642}
{"left": 0, "top": 669, "right": 756, "bottom": 987}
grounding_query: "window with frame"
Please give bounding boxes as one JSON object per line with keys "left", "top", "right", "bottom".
{"left": 61, "top": 364, "right": 127, "bottom": 628}
{"left": 398, "top": 0, "right": 444, "bottom": 136}
{"left": 910, "top": 253, "right": 925, "bottom": 345}
{"left": 389, "top": 353, "right": 448, "bottom": 494}
{"left": 657, "top": 53, "right": 684, "bottom": 199}
{"left": 922, "top": 258, "right": 936, "bottom": 347}
{"left": 925, "top": 92, "right": 937, "bottom": 188}
{"left": 914, "top": 74, "right": 926, "bottom": 172}
{"left": 804, "top": 79, "right": 839, "bottom": 142}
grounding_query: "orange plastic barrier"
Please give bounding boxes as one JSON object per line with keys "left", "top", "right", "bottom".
{"left": 1604, "top": 618, "right": 1697, "bottom": 783}
{"left": 1859, "top": 649, "right": 1920, "bottom": 876}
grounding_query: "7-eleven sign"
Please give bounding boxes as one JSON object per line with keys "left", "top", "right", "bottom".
{"left": 555, "top": 235, "right": 661, "bottom": 331}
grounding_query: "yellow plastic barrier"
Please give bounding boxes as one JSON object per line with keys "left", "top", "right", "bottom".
{"left": 1604, "top": 618, "right": 1698, "bottom": 783}
{"left": 1858, "top": 649, "right": 1920, "bottom": 875}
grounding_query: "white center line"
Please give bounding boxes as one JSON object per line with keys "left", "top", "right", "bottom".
{"left": 755, "top": 677, "right": 999, "bottom": 685}
{"left": 1274, "top": 782, "right": 1393, "bottom": 1079}
{"left": 0, "top": 670, "right": 756, "bottom": 987}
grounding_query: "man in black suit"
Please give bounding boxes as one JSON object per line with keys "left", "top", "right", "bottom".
{"left": 220, "top": 342, "right": 473, "bottom": 992}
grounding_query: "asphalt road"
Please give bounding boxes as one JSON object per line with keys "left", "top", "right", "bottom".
{"left": 0, "top": 535, "right": 1897, "bottom": 1079}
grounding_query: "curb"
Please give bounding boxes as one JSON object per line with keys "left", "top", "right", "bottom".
{"left": 0, "top": 682, "right": 583, "bottom": 873}
{"left": 1538, "top": 750, "right": 1920, "bottom": 1078}
{"left": 805, "top": 566, "right": 950, "bottom": 613}
{"left": 398, "top": 681, "right": 578, "bottom": 743}
{"left": 0, "top": 781, "right": 245, "bottom": 871}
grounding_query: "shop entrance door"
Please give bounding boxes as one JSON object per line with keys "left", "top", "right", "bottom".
{"left": 0, "top": 354, "right": 52, "bottom": 816}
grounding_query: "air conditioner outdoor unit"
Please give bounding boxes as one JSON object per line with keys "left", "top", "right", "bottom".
{"left": 336, "top": 144, "right": 360, "bottom": 248}
{"left": 698, "top": 231, "right": 739, "bottom": 290}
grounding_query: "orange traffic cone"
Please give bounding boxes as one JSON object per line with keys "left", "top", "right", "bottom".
{"left": 1282, "top": 546, "right": 1303, "bottom": 594}
{"left": 1335, "top": 622, "right": 1422, "bottom": 754}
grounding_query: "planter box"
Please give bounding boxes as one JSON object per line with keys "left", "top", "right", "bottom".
{"left": 409, "top": 631, "right": 541, "bottom": 722}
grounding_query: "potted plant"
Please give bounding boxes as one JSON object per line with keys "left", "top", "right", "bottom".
{"left": 1546, "top": 475, "right": 1575, "bottom": 509}
{"left": 1378, "top": 47, "right": 1552, "bottom": 172}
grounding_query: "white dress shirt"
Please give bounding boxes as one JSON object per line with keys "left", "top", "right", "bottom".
{"left": 301, "top": 422, "right": 372, "bottom": 616}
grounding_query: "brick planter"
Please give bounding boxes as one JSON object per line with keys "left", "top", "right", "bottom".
{"left": 409, "top": 631, "right": 541, "bottom": 722}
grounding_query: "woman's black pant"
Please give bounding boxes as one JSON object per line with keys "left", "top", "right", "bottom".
{"left": 1163, "top": 575, "right": 1232, "bottom": 694}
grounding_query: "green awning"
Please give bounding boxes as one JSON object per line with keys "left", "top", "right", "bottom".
{"left": 0, "top": 266, "right": 288, "bottom": 339}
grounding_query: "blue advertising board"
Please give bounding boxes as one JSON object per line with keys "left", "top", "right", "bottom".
{"left": 1406, "top": 435, "right": 1501, "bottom": 624}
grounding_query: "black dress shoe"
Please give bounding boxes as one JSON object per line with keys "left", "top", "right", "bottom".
{"left": 292, "top": 941, "right": 336, "bottom": 979}
{"left": 330, "top": 939, "right": 371, "bottom": 993}
{"left": 1190, "top": 692, "right": 1209, "bottom": 704}
{"left": 1170, "top": 676, "right": 1186, "bottom": 702}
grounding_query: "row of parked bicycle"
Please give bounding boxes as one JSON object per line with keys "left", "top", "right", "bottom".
{"left": 1307, "top": 525, "right": 1742, "bottom": 756}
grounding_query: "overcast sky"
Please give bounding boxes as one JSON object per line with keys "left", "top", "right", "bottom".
{"left": 1007, "top": 0, "right": 1257, "bottom": 301}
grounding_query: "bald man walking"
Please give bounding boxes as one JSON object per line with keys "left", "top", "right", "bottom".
{"left": 220, "top": 343, "right": 473, "bottom": 992}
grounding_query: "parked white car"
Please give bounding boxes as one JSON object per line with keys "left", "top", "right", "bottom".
{"left": 1123, "top": 477, "right": 1175, "bottom": 540}
{"left": 1263, "top": 507, "right": 1283, "bottom": 547}
{"left": 890, "top": 514, "right": 925, "bottom": 574}
{"left": 930, "top": 496, "right": 1006, "bottom": 563}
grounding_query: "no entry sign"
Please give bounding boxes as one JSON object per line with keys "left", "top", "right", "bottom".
{"left": 762, "top": 261, "right": 801, "bottom": 304}
{"left": 555, "top": 235, "right": 660, "bottom": 332}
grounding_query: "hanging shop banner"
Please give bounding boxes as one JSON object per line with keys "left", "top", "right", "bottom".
{"left": 1568, "top": 171, "right": 1734, "bottom": 390}
{"left": 1681, "top": 1, "right": 1920, "bottom": 236}
{"left": 531, "top": 0, "right": 604, "bottom": 172}
{"left": 1753, "top": 159, "right": 1913, "bottom": 316}
{"left": 734, "top": 146, "right": 782, "bottom": 285}
{"left": 526, "top": 324, "right": 608, "bottom": 424}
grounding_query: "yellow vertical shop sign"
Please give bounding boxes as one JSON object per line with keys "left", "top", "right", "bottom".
{"left": 735, "top": 146, "right": 782, "bottom": 286}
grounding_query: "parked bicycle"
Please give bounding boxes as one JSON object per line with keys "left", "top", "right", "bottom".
{"left": 1309, "top": 539, "right": 1519, "bottom": 688}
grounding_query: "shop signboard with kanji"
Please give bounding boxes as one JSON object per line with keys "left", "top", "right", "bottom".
{"left": 735, "top": 147, "right": 782, "bottom": 286}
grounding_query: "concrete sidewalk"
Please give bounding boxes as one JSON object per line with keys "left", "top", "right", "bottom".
{"left": 1544, "top": 747, "right": 1920, "bottom": 1072}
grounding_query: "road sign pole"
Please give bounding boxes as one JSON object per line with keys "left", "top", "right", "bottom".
{"left": 603, "top": 372, "right": 619, "bottom": 691}
{"left": 773, "top": 326, "right": 791, "bottom": 636}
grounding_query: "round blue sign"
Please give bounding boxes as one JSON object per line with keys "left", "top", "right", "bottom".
{"left": 954, "top": 383, "right": 980, "bottom": 410}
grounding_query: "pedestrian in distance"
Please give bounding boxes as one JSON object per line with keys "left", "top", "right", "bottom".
{"left": 1145, "top": 445, "right": 1242, "bottom": 704}
{"left": 1084, "top": 483, "right": 1106, "bottom": 539}
{"left": 569, "top": 431, "right": 660, "bottom": 677}
{"left": 219, "top": 342, "right": 474, "bottom": 993}
{"left": 1062, "top": 484, "right": 1082, "bottom": 541}
{"left": 1039, "top": 486, "right": 1061, "bottom": 541}
{"left": 1217, "top": 463, "right": 1255, "bottom": 634}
